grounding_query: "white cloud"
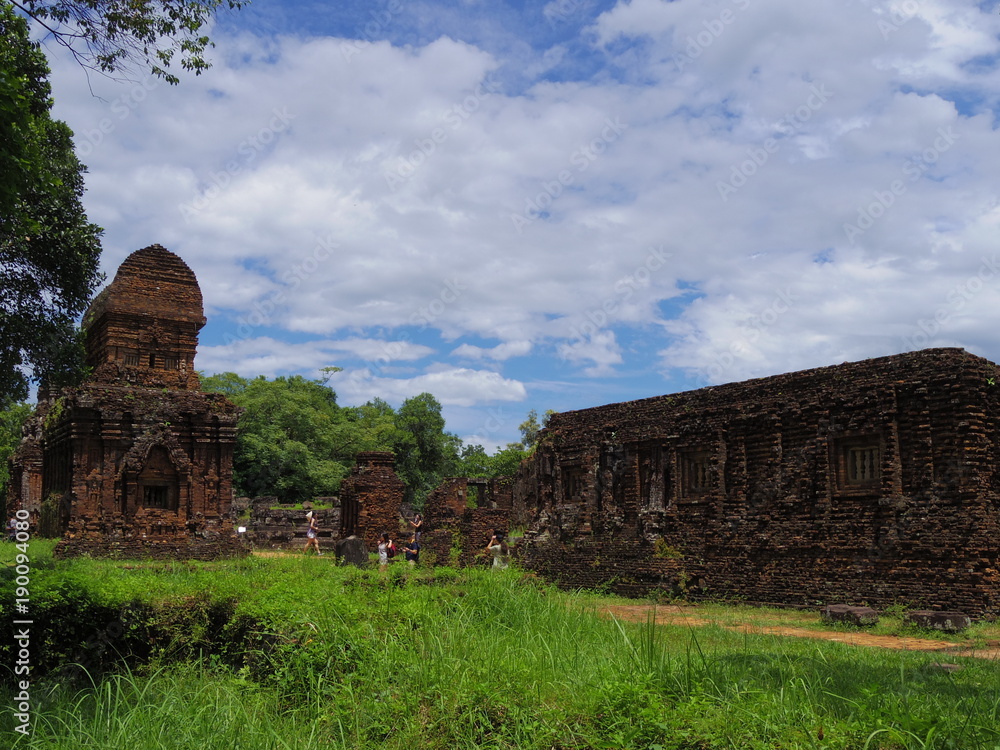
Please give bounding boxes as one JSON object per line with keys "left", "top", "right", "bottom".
{"left": 41, "top": 0, "right": 1000, "bottom": 445}
{"left": 196, "top": 336, "right": 433, "bottom": 378}
{"left": 331, "top": 366, "right": 527, "bottom": 407}
{"left": 452, "top": 340, "right": 533, "bottom": 361}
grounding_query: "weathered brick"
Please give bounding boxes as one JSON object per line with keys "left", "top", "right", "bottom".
{"left": 512, "top": 348, "right": 1000, "bottom": 615}
{"left": 7, "top": 245, "right": 246, "bottom": 560}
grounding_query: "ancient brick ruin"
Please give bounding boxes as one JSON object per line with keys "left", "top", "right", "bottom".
{"left": 338, "top": 451, "right": 405, "bottom": 550}
{"left": 235, "top": 454, "right": 415, "bottom": 556}
{"left": 420, "top": 476, "right": 512, "bottom": 566}
{"left": 7, "top": 245, "right": 245, "bottom": 559}
{"left": 237, "top": 497, "right": 339, "bottom": 552}
{"left": 513, "top": 348, "right": 1000, "bottom": 615}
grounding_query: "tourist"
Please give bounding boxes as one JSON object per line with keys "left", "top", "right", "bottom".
{"left": 304, "top": 511, "right": 322, "bottom": 555}
{"left": 403, "top": 534, "right": 420, "bottom": 566}
{"left": 377, "top": 532, "right": 395, "bottom": 569}
{"left": 6, "top": 516, "right": 16, "bottom": 542}
{"left": 409, "top": 512, "right": 423, "bottom": 541}
{"left": 485, "top": 531, "right": 508, "bottom": 569}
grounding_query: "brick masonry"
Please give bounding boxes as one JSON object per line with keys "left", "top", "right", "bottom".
{"left": 421, "top": 477, "right": 511, "bottom": 567}
{"left": 513, "top": 348, "right": 1000, "bottom": 615}
{"left": 8, "top": 245, "right": 247, "bottom": 559}
{"left": 339, "top": 452, "right": 405, "bottom": 551}
{"left": 240, "top": 498, "right": 340, "bottom": 551}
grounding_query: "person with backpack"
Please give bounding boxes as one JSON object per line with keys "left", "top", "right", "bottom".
{"left": 378, "top": 532, "right": 396, "bottom": 569}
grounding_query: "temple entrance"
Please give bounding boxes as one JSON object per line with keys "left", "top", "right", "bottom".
{"left": 138, "top": 446, "right": 180, "bottom": 512}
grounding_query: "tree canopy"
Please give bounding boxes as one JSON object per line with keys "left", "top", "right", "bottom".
{"left": 1, "top": 2, "right": 103, "bottom": 405}
{"left": 0, "top": 401, "right": 32, "bottom": 504}
{"left": 200, "top": 374, "right": 467, "bottom": 507}
{"left": 10, "top": 0, "right": 247, "bottom": 84}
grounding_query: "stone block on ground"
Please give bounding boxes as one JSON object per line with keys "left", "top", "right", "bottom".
{"left": 821, "top": 604, "right": 879, "bottom": 626}
{"left": 335, "top": 535, "right": 369, "bottom": 568}
{"left": 905, "top": 610, "right": 971, "bottom": 632}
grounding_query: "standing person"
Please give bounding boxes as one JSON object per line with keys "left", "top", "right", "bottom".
{"left": 304, "top": 511, "right": 322, "bottom": 555}
{"left": 6, "top": 516, "right": 16, "bottom": 542}
{"left": 377, "top": 532, "right": 395, "bottom": 570}
{"left": 485, "top": 531, "right": 508, "bottom": 569}
{"left": 403, "top": 534, "right": 420, "bottom": 567}
{"left": 409, "top": 512, "right": 423, "bottom": 541}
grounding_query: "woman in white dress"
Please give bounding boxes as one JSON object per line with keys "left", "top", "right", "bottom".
{"left": 485, "top": 531, "right": 507, "bottom": 569}
{"left": 377, "top": 532, "right": 394, "bottom": 569}
{"left": 304, "top": 511, "right": 321, "bottom": 555}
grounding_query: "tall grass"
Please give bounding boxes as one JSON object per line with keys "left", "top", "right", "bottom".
{"left": 4, "top": 549, "right": 1000, "bottom": 749}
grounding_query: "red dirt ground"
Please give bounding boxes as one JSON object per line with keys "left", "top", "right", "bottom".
{"left": 595, "top": 604, "right": 1000, "bottom": 661}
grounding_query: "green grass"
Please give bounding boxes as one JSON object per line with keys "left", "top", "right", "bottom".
{"left": 3, "top": 543, "right": 1000, "bottom": 748}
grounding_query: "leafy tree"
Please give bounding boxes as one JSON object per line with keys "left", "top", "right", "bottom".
{"left": 456, "top": 444, "right": 491, "bottom": 478}
{"left": 1, "top": 401, "right": 33, "bottom": 506}
{"left": 1, "top": 2, "right": 103, "bottom": 404}
{"left": 516, "top": 408, "right": 557, "bottom": 451}
{"left": 488, "top": 444, "right": 532, "bottom": 477}
{"left": 10, "top": 0, "right": 247, "bottom": 84}
{"left": 518, "top": 409, "right": 541, "bottom": 450}
{"left": 202, "top": 376, "right": 468, "bottom": 506}
{"left": 202, "top": 373, "right": 356, "bottom": 503}
{"left": 455, "top": 442, "right": 530, "bottom": 479}
{"left": 344, "top": 398, "right": 405, "bottom": 453}
{"left": 391, "top": 392, "right": 461, "bottom": 506}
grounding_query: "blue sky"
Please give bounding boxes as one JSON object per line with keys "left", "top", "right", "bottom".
{"left": 38, "top": 0, "right": 1000, "bottom": 449}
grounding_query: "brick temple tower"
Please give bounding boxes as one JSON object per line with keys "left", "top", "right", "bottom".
{"left": 339, "top": 452, "right": 405, "bottom": 549}
{"left": 9, "top": 245, "right": 246, "bottom": 558}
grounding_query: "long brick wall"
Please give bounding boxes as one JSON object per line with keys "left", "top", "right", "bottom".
{"left": 514, "top": 348, "right": 1000, "bottom": 614}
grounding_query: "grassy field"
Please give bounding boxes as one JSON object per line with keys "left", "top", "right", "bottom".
{"left": 2, "top": 541, "right": 1000, "bottom": 749}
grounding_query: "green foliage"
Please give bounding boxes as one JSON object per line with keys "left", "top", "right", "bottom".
{"left": 13, "top": 0, "right": 247, "bottom": 84}
{"left": 391, "top": 392, "right": 461, "bottom": 506}
{"left": 200, "top": 376, "right": 465, "bottom": 506}
{"left": 201, "top": 373, "right": 354, "bottom": 502}
{"left": 0, "top": 401, "right": 32, "bottom": 503}
{"left": 451, "top": 407, "right": 550, "bottom": 481}
{"left": 5, "top": 545, "right": 1000, "bottom": 749}
{"left": 514, "top": 407, "right": 556, "bottom": 451}
{"left": 653, "top": 537, "right": 684, "bottom": 559}
{"left": 0, "top": 3, "right": 103, "bottom": 403}
{"left": 455, "top": 442, "right": 531, "bottom": 479}
{"left": 488, "top": 443, "right": 532, "bottom": 476}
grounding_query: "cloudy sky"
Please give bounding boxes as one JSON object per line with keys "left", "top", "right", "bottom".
{"left": 38, "top": 0, "right": 1000, "bottom": 449}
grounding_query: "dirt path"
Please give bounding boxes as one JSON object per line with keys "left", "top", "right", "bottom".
{"left": 596, "top": 604, "right": 1000, "bottom": 661}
